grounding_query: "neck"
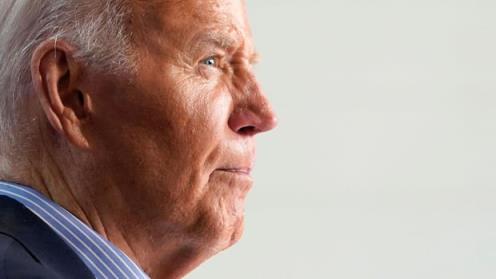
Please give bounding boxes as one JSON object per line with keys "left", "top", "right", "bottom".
{"left": 0, "top": 156, "right": 94, "bottom": 227}
{"left": 4, "top": 158, "right": 218, "bottom": 279}
{"left": 118, "top": 234, "right": 216, "bottom": 279}
{"left": 87, "top": 189, "right": 219, "bottom": 278}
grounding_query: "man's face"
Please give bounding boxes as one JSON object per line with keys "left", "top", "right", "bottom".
{"left": 86, "top": 0, "right": 276, "bottom": 251}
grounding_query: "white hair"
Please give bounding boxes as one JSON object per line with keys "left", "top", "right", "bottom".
{"left": 0, "top": 0, "right": 135, "bottom": 173}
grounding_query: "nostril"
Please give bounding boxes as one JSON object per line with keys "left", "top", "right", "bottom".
{"left": 228, "top": 108, "right": 276, "bottom": 136}
{"left": 238, "top": 125, "right": 257, "bottom": 135}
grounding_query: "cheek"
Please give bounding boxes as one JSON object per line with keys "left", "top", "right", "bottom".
{"left": 149, "top": 78, "right": 233, "bottom": 197}
{"left": 182, "top": 84, "right": 233, "bottom": 158}
{"left": 135, "top": 74, "right": 229, "bottom": 160}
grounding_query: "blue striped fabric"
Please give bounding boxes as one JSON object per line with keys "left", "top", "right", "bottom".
{"left": 0, "top": 181, "right": 150, "bottom": 279}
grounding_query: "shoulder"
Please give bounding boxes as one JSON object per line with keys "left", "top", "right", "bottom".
{"left": 0, "top": 195, "right": 94, "bottom": 278}
{"left": 0, "top": 232, "right": 61, "bottom": 278}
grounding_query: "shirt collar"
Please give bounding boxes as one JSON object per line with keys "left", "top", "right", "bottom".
{"left": 0, "top": 181, "right": 150, "bottom": 279}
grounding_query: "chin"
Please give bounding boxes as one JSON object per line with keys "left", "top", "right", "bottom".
{"left": 226, "top": 217, "right": 245, "bottom": 248}
{"left": 206, "top": 215, "right": 245, "bottom": 254}
{"left": 189, "top": 176, "right": 251, "bottom": 252}
{"left": 191, "top": 205, "right": 247, "bottom": 253}
{"left": 223, "top": 199, "right": 248, "bottom": 244}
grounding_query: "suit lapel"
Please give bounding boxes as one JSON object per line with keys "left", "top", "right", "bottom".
{"left": 0, "top": 195, "right": 94, "bottom": 278}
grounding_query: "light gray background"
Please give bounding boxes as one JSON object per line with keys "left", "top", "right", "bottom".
{"left": 189, "top": 0, "right": 496, "bottom": 278}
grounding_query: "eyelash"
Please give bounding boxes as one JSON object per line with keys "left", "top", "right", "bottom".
{"left": 201, "top": 56, "right": 222, "bottom": 68}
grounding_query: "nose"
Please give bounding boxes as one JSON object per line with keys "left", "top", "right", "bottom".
{"left": 228, "top": 75, "right": 278, "bottom": 136}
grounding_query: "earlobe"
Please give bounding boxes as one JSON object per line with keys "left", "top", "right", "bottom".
{"left": 31, "top": 39, "right": 91, "bottom": 149}
{"left": 60, "top": 108, "right": 90, "bottom": 149}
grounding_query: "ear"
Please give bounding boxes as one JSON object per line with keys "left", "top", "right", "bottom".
{"left": 31, "top": 40, "right": 92, "bottom": 149}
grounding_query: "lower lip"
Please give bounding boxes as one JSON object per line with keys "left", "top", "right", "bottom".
{"left": 212, "top": 169, "right": 254, "bottom": 189}
{"left": 216, "top": 169, "right": 252, "bottom": 176}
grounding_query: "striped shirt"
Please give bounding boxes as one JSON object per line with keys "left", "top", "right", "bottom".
{"left": 0, "top": 181, "right": 150, "bottom": 279}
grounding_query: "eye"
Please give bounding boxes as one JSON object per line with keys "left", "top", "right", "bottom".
{"left": 201, "top": 56, "right": 218, "bottom": 67}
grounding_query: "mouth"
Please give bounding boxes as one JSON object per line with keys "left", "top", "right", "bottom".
{"left": 216, "top": 167, "right": 252, "bottom": 176}
{"left": 211, "top": 165, "right": 255, "bottom": 190}
{"left": 214, "top": 144, "right": 256, "bottom": 179}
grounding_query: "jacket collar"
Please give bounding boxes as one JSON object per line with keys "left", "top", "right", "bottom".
{"left": 0, "top": 195, "right": 94, "bottom": 278}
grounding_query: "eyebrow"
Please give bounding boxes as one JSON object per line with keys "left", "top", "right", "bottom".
{"left": 197, "top": 32, "right": 238, "bottom": 49}
{"left": 190, "top": 29, "right": 260, "bottom": 62}
{"left": 190, "top": 30, "right": 240, "bottom": 52}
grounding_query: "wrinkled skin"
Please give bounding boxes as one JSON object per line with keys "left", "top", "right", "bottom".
{"left": 90, "top": 0, "right": 276, "bottom": 262}
{"left": 27, "top": 0, "right": 276, "bottom": 278}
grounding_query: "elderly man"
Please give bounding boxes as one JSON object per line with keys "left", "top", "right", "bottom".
{"left": 0, "top": 0, "right": 276, "bottom": 278}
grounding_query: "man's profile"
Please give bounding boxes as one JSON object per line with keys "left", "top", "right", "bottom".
{"left": 0, "top": 0, "right": 277, "bottom": 278}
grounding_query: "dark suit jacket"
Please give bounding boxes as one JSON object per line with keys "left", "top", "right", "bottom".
{"left": 0, "top": 195, "right": 94, "bottom": 278}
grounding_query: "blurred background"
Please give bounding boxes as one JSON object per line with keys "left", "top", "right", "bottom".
{"left": 190, "top": 0, "right": 496, "bottom": 278}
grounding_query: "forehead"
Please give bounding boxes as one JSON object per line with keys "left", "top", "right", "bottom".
{"left": 136, "top": 0, "right": 253, "bottom": 51}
